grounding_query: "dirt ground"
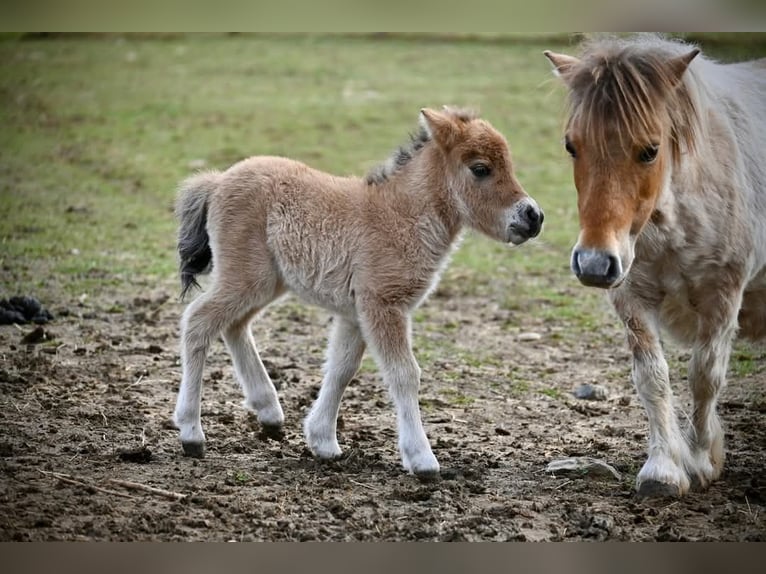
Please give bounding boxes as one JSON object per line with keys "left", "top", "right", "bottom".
{"left": 0, "top": 271, "right": 764, "bottom": 542}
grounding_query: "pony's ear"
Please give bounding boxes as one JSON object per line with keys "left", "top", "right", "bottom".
{"left": 420, "top": 108, "right": 457, "bottom": 149}
{"left": 544, "top": 50, "right": 580, "bottom": 84}
{"left": 667, "top": 48, "right": 700, "bottom": 86}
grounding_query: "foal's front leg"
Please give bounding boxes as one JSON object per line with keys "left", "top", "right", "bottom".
{"left": 612, "top": 294, "right": 692, "bottom": 497}
{"left": 304, "top": 316, "right": 366, "bottom": 459}
{"left": 359, "top": 305, "right": 439, "bottom": 477}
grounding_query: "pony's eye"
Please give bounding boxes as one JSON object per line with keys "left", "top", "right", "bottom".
{"left": 564, "top": 137, "right": 577, "bottom": 158}
{"left": 639, "top": 144, "right": 659, "bottom": 164}
{"left": 469, "top": 163, "right": 491, "bottom": 178}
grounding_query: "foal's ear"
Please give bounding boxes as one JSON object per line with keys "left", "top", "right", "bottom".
{"left": 420, "top": 108, "right": 457, "bottom": 149}
{"left": 544, "top": 50, "right": 580, "bottom": 84}
{"left": 667, "top": 48, "right": 700, "bottom": 86}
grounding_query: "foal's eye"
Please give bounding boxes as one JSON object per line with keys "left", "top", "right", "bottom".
{"left": 564, "top": 137, "right": 577, "bottom": 158}
{"left": 469, "top": 163, "right": 492, "bottom": 178}
{"left": 638, "top": 144, "right": 659, "bottom": 164}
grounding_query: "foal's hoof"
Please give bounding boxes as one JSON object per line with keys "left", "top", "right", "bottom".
{"left": 636, "top": 480, "right": 681, "bottom": 499}
{"left": 258, "top": 424, "right": 285, "bottom": 442}
{"left": 181, "top": 441, "right": 206, "bottom": 458}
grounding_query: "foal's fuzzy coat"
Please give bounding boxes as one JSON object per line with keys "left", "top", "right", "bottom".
{"left": 546, "top": 35, "right": 766, "bottom": 497}
{"left": 173, "top": 107, "right": 543, "bottom": 476}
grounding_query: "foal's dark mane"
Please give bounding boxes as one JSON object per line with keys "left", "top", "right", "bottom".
{"left": 563, "top": 35, "right": 702, "bottom": 163}
{"left": 365, "top": 107, "right": 478, "bottom": 185}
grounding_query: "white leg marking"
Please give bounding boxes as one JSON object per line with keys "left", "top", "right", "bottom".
{"left": 304, "top": 316, "right": 365, "bottom": 459}
{"left": 174, "top": 296, "right": 213, "bottom": 454}
{"left": 360, "top": 307, "right": 438, "bottom": 476}
{"left": 223, "top": 323, "right": 284, "bottom": 428}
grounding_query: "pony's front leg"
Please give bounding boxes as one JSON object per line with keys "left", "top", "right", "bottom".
{"left": 613, "top": 295, "right": 692, "bottom": 497}
{"left": 304, "top": 316, "right": 366, "bottom": 459}
{"left": 685, "top": 290, "right": 741, "bottom": 489}
{"left": 360, "top": 305, "right": 439, "bottom": 477}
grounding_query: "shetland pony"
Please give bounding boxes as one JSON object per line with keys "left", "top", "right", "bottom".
{"left": 173, "top": 107, "right": 543, "bottom": 477}
{"left": 545, "top": 35, "right": 766, "bottom": 496}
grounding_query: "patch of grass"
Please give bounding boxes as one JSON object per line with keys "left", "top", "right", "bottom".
{"left": 227, "top": 470, "right": 251, "bottom": 485}
{"left": 538, "top": 387, "right": 562, "bottom": 400}
{"left": 730, "top": 345, "right": 766, "bottom": 378}
{"left": 0, "top": 33, "right": 579, "bottom": 302}
{"left": 440, "top": 388, "right": 475, "bottom": 407}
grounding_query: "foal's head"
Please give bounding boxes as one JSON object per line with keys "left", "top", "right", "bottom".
{"left": 419, "top": 107, "right": 543, "bottom": 245}
{"left": 545, "top": 38, "right": 701, "bottom": 288}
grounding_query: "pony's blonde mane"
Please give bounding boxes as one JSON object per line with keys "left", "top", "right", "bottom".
{"left": 564, "top": 35, "right": 702, "bottom": 163}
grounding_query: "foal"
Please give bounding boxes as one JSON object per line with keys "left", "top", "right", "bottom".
{"left": 173, "top": 107, "right": 543, "bottom": 477}
{"left": 546, "top": 35, "right": 766, "bottom": 496}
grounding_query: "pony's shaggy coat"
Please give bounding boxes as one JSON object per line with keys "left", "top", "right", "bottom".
{"left": 546, "top": 34, "right": 766, "bottom": 497}
{"left": 173, "top": 107, "right": 543, "bottom": 476}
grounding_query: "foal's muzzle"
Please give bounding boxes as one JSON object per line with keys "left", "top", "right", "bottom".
{"left": 508, "top": 202, "right": 544, "bottom": 245}
{"left": 571, "top": 247, "right": 622, "bottom": 288}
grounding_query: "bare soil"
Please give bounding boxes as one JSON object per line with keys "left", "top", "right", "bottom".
{"left": 1, "top": 274, "right": 764, "bottom": 541}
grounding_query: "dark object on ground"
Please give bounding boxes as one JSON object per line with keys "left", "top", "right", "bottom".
{"left": 117, "top": 445, "right": 153, "bottom": 464}
{"left": 0, "top": 296, "right": 54, "bottom": 325}
{"left": 20, "top": 326, "right": 54, "bottom": 345}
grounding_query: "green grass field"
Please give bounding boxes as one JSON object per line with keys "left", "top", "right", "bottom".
{"left": 2, "top": 33, "right": 765, "bottom": 338}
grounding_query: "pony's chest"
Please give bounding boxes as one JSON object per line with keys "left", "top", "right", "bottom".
{"left": 632, "top": 248, "right": 701, "bottom": 343}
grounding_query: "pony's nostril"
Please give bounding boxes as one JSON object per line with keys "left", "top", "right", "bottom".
{"left": 573, "top": 248, "right": 621, "bottom": 287}
{"left": 606, "top": 254, "right": 620, "bottom": 280}
{"left": 526, "top": 205, "right": 540, "bottom": 223}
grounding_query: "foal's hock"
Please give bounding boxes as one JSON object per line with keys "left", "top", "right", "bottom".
{"left": 173, "top": 106, "right": 543, "bottom": 476}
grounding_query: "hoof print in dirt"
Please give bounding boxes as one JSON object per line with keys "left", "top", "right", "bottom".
{"left": 0, "top": 296, "right": 54, "bottom": 325}
{"left": 182, "top": 441, "right": 205, "bottom": 458}
{"left": 20, "top": 326, "right": 55, "bottom": 345}
{"left": 258, "top": 424, "right": 285, "bottom": 442}
{"left": 414, "top": 470, "right": 441, "bottom": 484}
{"left": 546, "top": 456, "right": 622, "bottom": 481}
{"left": 439, "top": 467, "right": 462, "bottom": 481}
{"left": 117, "top": 445, "right": 153, "bottom": 464}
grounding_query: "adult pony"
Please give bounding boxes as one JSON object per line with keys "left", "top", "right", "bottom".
{"left": 545, "top": 35, "right": 766, "bottom": 497}
{"left": 173, "top": 107, "right": 543, "bottom": 477}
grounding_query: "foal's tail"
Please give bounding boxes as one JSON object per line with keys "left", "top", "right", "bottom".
{"left": 176, "top": 171, "right": 221, "bottom": 300}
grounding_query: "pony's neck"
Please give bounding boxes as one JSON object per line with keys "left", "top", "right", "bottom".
{"left": 399, "top": 144, "right": 464, "bottom": 244}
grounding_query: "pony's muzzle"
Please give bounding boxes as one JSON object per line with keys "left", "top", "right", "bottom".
{"left": 571, "top": 247, "right": 622, "bottom": 288}
{"left": 507, "top": 200, "right": 544, "bottom": 244}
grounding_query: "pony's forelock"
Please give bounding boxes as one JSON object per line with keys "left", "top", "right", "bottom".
{"left": 564, "top": 35, "right": 702, "bottom": 163}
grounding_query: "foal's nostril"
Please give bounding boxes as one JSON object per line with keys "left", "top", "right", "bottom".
{"left": 525, "top": 205, "right": 540, "bottom": 223}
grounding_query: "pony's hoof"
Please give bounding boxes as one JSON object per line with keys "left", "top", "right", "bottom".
{"left": 259, "top": 424, "right": 285, "bottom": 441}
{"left": 181, "top": 441, "right": 205, "bottom": 458}
{"left": 636, "top": 480, "right": 681, "bottom": 499}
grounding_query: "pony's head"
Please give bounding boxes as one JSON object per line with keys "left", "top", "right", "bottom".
{"left": 545, "top": 38, "right": 701, "bottom": 288}
{"left": 419, "top": 106, "right": 543, "bottom": 245}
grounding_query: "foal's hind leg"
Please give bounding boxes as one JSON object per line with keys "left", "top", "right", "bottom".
{"left": 359, "top": 304, "right": 439, "bottom": 477}
{"left": 174, "top": 292, "right": 230, "bottom": 457}
{"left": 223, "top": 312, "right": 285, "bottom": 435}
{"left": 304, "top": 316, "right": 366, "bottom": 459}
{"left": 175, "top": 281, "right": 282, "bottom": 456}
